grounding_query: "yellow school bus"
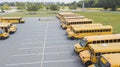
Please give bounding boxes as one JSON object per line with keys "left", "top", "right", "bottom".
{"left": 57, "top": 12, "right": 76, "bottom": 19}
{"left": 79, "top": 43, "right": 120, "bottom": 67}
{"left": 0, "top": 23, "right": 17, "bottom": 34}
{"left": 74, "top": 34, "right": 120, "bottom": 53}
{"left": 60, "top": 16, "right": 85, "bottom": 23}
{"left": 57, "top": 12, "right": 83, "bottom": 22}
{"left": 99, "top": 53, "right": 120, "bottom": 67}
{"left": 68, "top": 25, "right": 112, "bottom": 39}
{"left": 66, "top": 23, "right": 103, "bottom": 33}
{"left": 0, "top": 28, "right": 9, "bottom": 39}
{"left": 61, "top": 19, "right": 93, "bottom": 29}
{"left": 89, "top": 53, "right": 120, "bottom": 67}
{"left": 0, "top": 17, "right": 25, "bottom": 23}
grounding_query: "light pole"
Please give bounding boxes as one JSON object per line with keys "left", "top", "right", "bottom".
{"left": 81, "top": 0, "right": 85, "bottom": 11}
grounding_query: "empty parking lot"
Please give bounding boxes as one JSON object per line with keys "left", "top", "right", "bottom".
{"left": 0, "top": 17, "right": 84, "bottom": 67}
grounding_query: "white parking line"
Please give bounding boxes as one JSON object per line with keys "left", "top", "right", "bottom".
{"left": 6, "top": 62, "right": 41, "bottom": 66}
{"left": 41, "top": 22, "right": 49, "bottom": 67}
{"left": 44, "top": 59, "right": 77, "bottom": 63}
{"left": 46, "top": 41, "right": 75, "bottom": 43}
{"left": 6, "top": 59, "right": 77, "bottom": 66}
{"left": 12, "top": 51, "right": 72, "bottom": 56}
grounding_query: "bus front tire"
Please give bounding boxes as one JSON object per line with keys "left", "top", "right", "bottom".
{"left": 85, "top": 61, "right": 92, "bottom": 67}
{"left": 1, "top": 37, "right": 5, "bottom": 40}
{"left": 69, "top": 36, "right": 74, "bottom": 40}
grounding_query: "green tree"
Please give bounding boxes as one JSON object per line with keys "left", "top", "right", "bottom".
{"left": 0, "top": 7, "right": 5, "bottom": 12}
{"left": 69, "top": 1, "right": 77, "bottom": 10}
{"left": 2, "top": 3, "right": 10, "bottom": 10}
{"left": 69, "top": 5, "right": 77, "bottom": 10}
{"left": 49, "top": 4, "right": 60, "bottom": 11}
{"left": 45, "top": 5, "right": 50, "bottom": 10}
{"left": 16, "top": 2, "right": 25, "bottom": 9}
{"left": 26, "top": 3, "right": 39, "bottom": 13}
{"left": 39, "top": 3, "right": 45, "bottom": 9}
{"left": 97, "top": 0, "right": 120, "bottom": 11}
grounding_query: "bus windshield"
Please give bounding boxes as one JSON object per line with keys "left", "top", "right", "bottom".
{"left": 0, "top": 29, "right": 4, "bottom": 34}
{"left": 79, "top": 39, "right": 87, "bottom": 47}
{"left": 99, "top": 57, "right": 110, "bottom": 67}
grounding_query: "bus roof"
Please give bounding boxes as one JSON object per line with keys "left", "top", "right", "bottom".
{"left": 102, "top": 53, "right": 120, "bottom": 65}
{"left": 70, "top": 23, "right": 103, "bottom": 28}
{"left": 65, "top": 19, "right": 93, "bottom": 23}
{"left": 63, "top": 16, "right": 85, "bottom": 19}
{"left": 84, "top": 34, "right": 120, "bottom": 41}
{"left": 0, "top": 23, "right": 11, "bottom": 27}
{"left": 73, "top": 25, "right": 112, "bottom": 31}
{"left": 89, "top": 43, "right": 120, "bottom": 53}
{"left": 1, "top": 17, "right": 22, "bottom": 19}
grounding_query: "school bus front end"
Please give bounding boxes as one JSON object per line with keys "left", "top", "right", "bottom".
{"left": 9, "top": 24, "right": 17, "bottom": 34}
{"left": 79, "top": 50, "right": 93, "bottom": 66}
{"left": 89, "top": 53, "right": 120, "bottom": 67}
{"left": 67, "top": 29, "right": 75, "bottom": 39}
{"left": 99, "top": 53, "right": 120, "bottom": 67}
{"left": 74, "top": 38, "right": 88, "bottom": 53}
{"left": 0, "top": 29, "right": 9, "bottom": 39}
{"left": 0, "top": 23, "right": 17, "bottom": 34}
{"left": 79, "top": 43, "right": 120, "bottom": 67}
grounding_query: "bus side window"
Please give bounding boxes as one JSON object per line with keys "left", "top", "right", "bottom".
{"left": 106, "top": 29, "right": 108, "bottom": 32}
{"left": 97, "top": 41, "right": 100, "bottom": 43}
{"left": 80, "top": 31, "right": 82, "bottom": 33}
{"left": 114, "top": 39, "right": 117, "bottom": 42}
{"left": 96, "top": 30, "right": 98, "bottom": 32}
{"left": 88, "top": 42, "right": 92, "bottom": 44}
{"left": 89, "top": 30, "right": 91, "bottom": 33}
{"left": 92, "top": 30, "right": 94, "bottom": 33}
{"left": 104, "top": 29, "right": 106, "bottom": 32}
{"left": 93, "top": 41, "right": 96, "bottom": 44}
{"left": 118, "top": 39, "right": 120, "bottom": 42}
{"left": 110, "top": 40, "right": 113, "bottom": 43}
{"left": 86, "top": 30, "right": 89, "bottom": 33}
{"left": 83, "top": 31, "right": 85, "bottom": 33}
{"left": 105, "top": 40, "right": 108, "bottom": 43}
{"left": 101, "top": 40, "right": 104, "bottom": 43}
{"left": 76, "top": 31, "right": 78, "bottom": 33}
{"left": 109, "top": 29, "right": 111, "bottom": 31}
{"left": 95, "top": 53, "right": 101, "bottom": 56}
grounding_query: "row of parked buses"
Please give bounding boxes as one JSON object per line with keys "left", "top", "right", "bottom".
{"left": 57, "top": 12, "right": 120, "bottom": 67}
{"left": 0, "top": 17, "right": 25, "bottom": 40}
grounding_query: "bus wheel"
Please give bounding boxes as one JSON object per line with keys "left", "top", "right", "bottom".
{"left": 1, "top": 37, "right": 5, "bottom": 40}
{"left": 70, "top": 36, "right": 74, "bottom": 40}
{"left": 85, "top": 61, "right": 92, "bottom": 67}
{"left": 60, "top": 25, "right": 62, "bottom": 27}
{"left": 74, "top": 49, "right": 79, "bottom": 54}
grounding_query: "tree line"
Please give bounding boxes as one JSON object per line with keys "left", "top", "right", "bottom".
{"left": 0, "top": 0, "right": 120, "bottom": 12}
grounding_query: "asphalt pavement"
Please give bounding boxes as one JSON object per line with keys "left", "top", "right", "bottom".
{"left": 0, "top": 17, "right": 84, "bottom": 67}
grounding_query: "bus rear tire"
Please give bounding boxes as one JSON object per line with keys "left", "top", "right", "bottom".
{"left": 85, "top": 61, "right": 92, "bottom": 67}
{"left": 69, "top": 36, "right": 74, "bottom": 40}
{"left": 1, "top": 37, "right": 5, "bottom": 40}
{"left": 74, "top": 49, "right": 79, "bottom": 54}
